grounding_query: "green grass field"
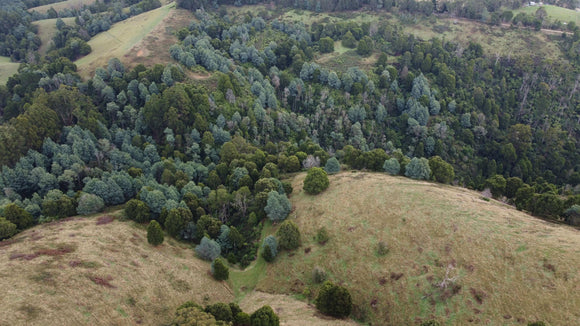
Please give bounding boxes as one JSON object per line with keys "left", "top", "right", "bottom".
{"left": 28, "top": 0, "right": 97, "bottom": 14}
{"left": 33, "top": 18, "right": 76, "bottom": 55}
{"left": 0, "top": 56, "right": 20, "bottom": 85}
{"left": 513, "top": 4, "right": 580, "bottom": 25}
{"left": 75, "top": 4, "right": 173, "bottom": 78}
{"left": 256, "top": 172, "right": 580, "bottom": 325}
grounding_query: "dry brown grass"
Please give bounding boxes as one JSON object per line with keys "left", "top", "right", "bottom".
{"left": 256, "top": 171, "right": 580, "bottom": 325}
{"left": 0, "top": 211, "right": 233, "bottom": 326}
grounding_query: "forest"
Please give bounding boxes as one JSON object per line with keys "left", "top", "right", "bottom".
{"left": 0, "top": 0, "right": 580, "bottom": 324}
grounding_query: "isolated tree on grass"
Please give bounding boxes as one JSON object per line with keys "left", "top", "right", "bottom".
{"left": 315, "top": 281, "right": 352, "bottom": 318}
{"left": 261, "top": 235, "right": 278, "bottom": 262}
{"left": 264, "top": 191, "right": 292, "bottom": 222}
{"left": 211, "top": 258, "right": 229, "bottom": 281}
{"left": 147, "top": 220, "right": 164, "bottom": 246}
{"left": 319, "top": 37, "right": 334, "bottom": 53}
{"left": 342, "top": 31, "right": 357, "bottom": 48}
{"left": 276, "top": 220, "right": 301, "bottom": 251}
{"left": 324, "top": 157, "right": 340, "bottom": 174}
{"left": 303, "top": 167, "right": 329, "bottom": 195}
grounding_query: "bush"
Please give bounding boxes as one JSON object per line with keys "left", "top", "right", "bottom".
{"left": 312, "top": 266, "right": 327, "bottom": 284}
{"left": 250, "top": 305, "right": 279, "bottom": 326}
{"left": 324, "top": 157, "right": 340, "bottom": 174}
{"left": 319, "top": 37, "right": 334, "bottom": 53}
{"left": 125, "top": 199, "right": 150, "bottom": 223}
{"left": 315, "top": 227, "right": 329, "bottom": 245}
{"left": 377, "top": 241, "right": 389, "bottom": 256}
{"left": 147, "top": 220, "right": 164, "bottom": 246}
{"left": 485, "top": 174, "right": 506, "bottom": 198}
{"left": 173, "top": 304, "right": 219, "bottom": 326}
{"left": 235, "top": 312, "right": 251, "bottom": 326}
{"left": 303, "top": 167, "right": 329, "bottom": 195}
{"left": 205, "top": 302, "right": 233, "bottom": 322}
{"left": 428, "top": 156, "right": 454, "bottom": 184}
{"left": 76, "top": 193, "right": 105, "bottom": 215}
{"left": 282, "top": 181, "right": 293, "bottom": 195}
{"left": 4, "top": 204, "right": 34, "bottom": 230}
{"left": 211, "top": 258, "right": 229, "bottom": 281}
{"left": 276, "top": 220, "right": 301, "bottom": 250}
{"left": 196, "top": 236, "right": 221, "bottom": 261}
{"left": 264, "top": 191, "right": 292, "bottom": 222}
{"left": 0, "top": 218, "right": 17, "bottom": 240}
{"left": 383, "top": 158, "right": 400, "bottom": 175}
{"left": 315, "top": 281, "right": 352, "bottom": 318}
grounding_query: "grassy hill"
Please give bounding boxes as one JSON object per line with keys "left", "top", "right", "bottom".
{"left": 513, "top": 4, "right": 580, "bottom": 25}
{"left": 75, "top": 4, "right": 176, "bottom": 78}
{"left": 255, "top": 172, "right": 580, "bottom": 325}
{"left": 0, "top": 56, "right": 20, "bottom": 85}
{"left": 28, "top": 0, "right": 97, "bottom": 14}
{"left": 33, "top": 18, "right": 76, "bottom": 55}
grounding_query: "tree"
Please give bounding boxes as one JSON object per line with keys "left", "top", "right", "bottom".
{"left": 147, "top": 220, "right": 164, "bottom": 246}
{"left": 428, "top": 156, "right": 454, "bottom": 184}
{"left": 303, "top": 167, "right": 329, "bottom": 195}
{"left": 76, "top": 193, "right": 105, "bottom": 215}
{"left": 250, "top": 305, "right": 279, "bottom": 326}
{"left": 211, "top": 258, "right": 229, "bottom": 281}
{"left": 205, "top": 302, "right": 232, "bottom": 322}
{"left": 356, "top": 36, "right": 373, "bottom": 56}
{"left": 276, "top": 220, "right": 301, "bottom": 250}
{"left": 405, "top": 157, "right": 431, "bottom": 180}
{"left": 172, "top": 304, "right": 221, "bottom": 326}
{"left": 125, "top": 199, "right": 150, "bottom": 223}
{"left": 165, "top": 207, "right": 193, "bottom": 238}
{"left": 196, "top": 236, "right": 221, "bottom": 261}
{"left": 264, "top": 191, "right": 292, "bottom": 222}
{"left": 324, "top": 157, "right": 340, "bottom": 174}
{"left": 262, "top": 235, "right": 278, "bottom": 262}
{"left": 319, "top": 37, "right": 334, "bottom": 53}
{"left": 342, "top": 31, "right": 357, "bottom": 48}
{"left": 383, "top": 158, "right": 400, "bottom": 175}
{"left": 485, "top": 174, "right": 506, "bottom": 198}
{"left": 4, "top": 204, "right": 34, "bottom": 230}
{"left": 315, "top": 281, "right": 352, "bottom": 318}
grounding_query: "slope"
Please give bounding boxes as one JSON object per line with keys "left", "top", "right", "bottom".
{"left": 256, "top": 171, "right": 580, "bottom": 325}
{"left": 0, "top": 56, "right": 20, "bottom": 85}
{"left": 32, "top": 17, "right": 76, "bottom": 55}
{"left": 0, "top": 211, "right": 234, "bottom": 326}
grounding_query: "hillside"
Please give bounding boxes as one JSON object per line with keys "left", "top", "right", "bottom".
{"left": 0, "top": 56, "right": 20, "bottom": 85}
{"left": 32, "top": 17, "right": 76, "bottom": 55}
{"left": 256, "top": 172, "right": 580, "bottom": 325}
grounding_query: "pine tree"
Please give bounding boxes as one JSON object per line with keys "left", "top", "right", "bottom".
{"left": 147, "top": 220, "right": 164, "bottom": 246}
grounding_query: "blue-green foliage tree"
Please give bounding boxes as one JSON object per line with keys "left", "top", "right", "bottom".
{"left": 196, "top": 236, "right": 221, "bottom": 261}
{"left": 76, "top": 193, "right": 105, "bottom": 215}
{"left": 405, "top": 157, "right": 431, "bottom": 180}
{"left": 264, "top": 191, "right": 291, "bottom": 222}
{"left": 324, "top": 157, "right": 340, "bottom": 174}
{"left": 383, "top": 158, "right": 400, "bottom": 175}
{"left": 261, "top": 235, "right": 278, "bottom": 262}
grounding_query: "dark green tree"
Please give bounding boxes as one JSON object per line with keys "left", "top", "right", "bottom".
{"left": 250, "top": 305, "right": 279, "bottom": 326}
{"left": 276, "top": 220, "right": 301, "bottom": 251}
{"left": 125, "top": 199, "right": 151, "bottom": 223}
{"left": 315, "top": 281, "right": 352, "bottom": 318}
{"left": 147, "top": 220, "right": 164, "bottom": 246}
{"left": 4, "top": 204, "right": 34, "bottom": 230}
{"left": 211, "top": 258, "right": 229, "bottom": 281}
{"left": 303, "top": 167, "right": 329, "bottom": 195}
{"left": 428, "top": 156, "right": 454, "bottom": 184}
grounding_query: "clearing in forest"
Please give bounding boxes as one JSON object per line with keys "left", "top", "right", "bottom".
{"left": 0, "top": 56, "right": 20, "bottom": 85}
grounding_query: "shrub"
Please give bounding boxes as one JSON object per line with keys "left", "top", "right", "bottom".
{"left": 235, "top": 312, "right": 251, "bottom": 326}
{"left": 0, "top": 218, "right": 17, "bottom": 240}
{"left": 76, "top": 193, "right": 105, "bottom": 215}
{"left": 205, "top": 302, "right": 233, "bottom": 322}
{"left": 196, "top": 236, "right": 221, "bottom": 261}
{"left": 315, "top": 227, "right": 329, "bottom": 245}
{"left": 4, "top": 204, "right": 34, "bottom": 230}
{"left": 125, "top": 199, "right": 150, "bottom": 223}
{"left": 147, "top": 220, "right": 164, "bottom": 246}
{"left": 312, "top": 266, "right": 327, "bottom": 284}
{"left": 282, "top": 181, "right": 293, "bottom": 195}
{"left": 276, "top": 220, "right": 301, "bottom": 251}
{"left": 315, "top": 281, "right": 352, "bottom": 318}
{"left": 383, "top": 158, "right": 400, "bottom": 175}
{"left": 173, "top": 304, "right": 219, "bottom": 326}
{"left": 485, "top": 174, "right": 506, "bottom": 198}
{"left": 264, "top": 191, "right": 291, "bottom": 222}
{"left": 428, "top": 156, "right": 454, "bottom": 184}
{"left": 377, "top": 241, "right": 389, "bottom": 256}
{"left": 303, "top": 167, "right": 329, "bottom": 195}
{"left": 250, "top": 305, "right": 279, "bottom": 326}
{"left": 324, "top": 157, "right": 340, "bottom": 174}
{"left": 211, "top": 258, "right": 229, "bottom": 281}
